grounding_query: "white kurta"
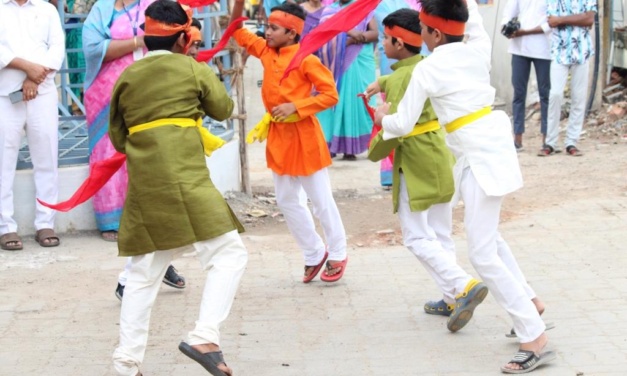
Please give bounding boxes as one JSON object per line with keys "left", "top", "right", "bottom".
{"left": 382, "top": 0, "right": 523, "bottom": 197}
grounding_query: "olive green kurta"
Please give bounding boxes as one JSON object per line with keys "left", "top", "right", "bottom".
{"left": 368, "top": 54, "right": 455, "bottom": 213}
{"left": 109, "top": 52, "right": 243, "bottom": 256}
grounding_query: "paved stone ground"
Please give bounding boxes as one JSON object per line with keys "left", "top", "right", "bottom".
{"left": 3, "top": 54, "right": 627, "bottom": 376}
{"left": 2, "top": 196, "right": 627, "bottom": 375}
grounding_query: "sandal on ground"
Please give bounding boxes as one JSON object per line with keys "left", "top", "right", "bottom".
{"left": 342, "top": 154, "right": 357, "bottom": 161}
{"left": 163, "top": 265, "right": 186, "bottom": 289}
{"left": 506, "top": 321, "right": 556, "bottom": 338}
{"left": 178, "top": 341, "right": 231, "bottom": 376}
{"left": 565, "top": 145, "right": 583, "bottom": 156}
{"left": 424, "top": 299, "right": 454, "bottom": 317}
{"left": 1, "top": 232, "right": 23, "bottom": 251}
{"left": 101, "top": 231, "right": 118, "bottom": 242}
{"left": 320, "top": 258, "right": 348, "bottom": 283}
{"left": 447, "top": 279, "right": 489, "bottom": 333}
{"left": 536, "top": 144, "right": 556, "bottom": 157}
{"left": 500, "top": 349, "right": 557, "bottom": 374}
{"left": 303, "top": 251, "right": 328, "bottom": 283}
{"left": 35, "top": 228, "right": 60, "bottom": 247}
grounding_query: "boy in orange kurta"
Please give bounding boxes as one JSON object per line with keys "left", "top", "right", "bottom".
{"left": 233, "top": 1, "right": 348, "bottom": 283}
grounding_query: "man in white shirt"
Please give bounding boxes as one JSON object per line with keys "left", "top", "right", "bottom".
{"left": 501, "top": 0, "right": 552, "bottom": 152}
{"left": 0, "top": 0, "right": 65, "bottom": 250}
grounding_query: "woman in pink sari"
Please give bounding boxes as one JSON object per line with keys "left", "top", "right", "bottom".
{"left": 83, "top": 0, "right": 153, "bottom": 241}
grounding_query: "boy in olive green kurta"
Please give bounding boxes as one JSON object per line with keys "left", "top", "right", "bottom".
{"left": 109, "top": 2, "right": 247, "bottom": 376}
{"left": 365, "top": 9, "right": 479, "bottom": 322}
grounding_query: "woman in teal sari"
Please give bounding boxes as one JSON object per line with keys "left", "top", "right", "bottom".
{"left": 316, "top": 0, "right": 378, "bottom": 161}
{"left": 83, "top": 0, "right": 153, "bottom": 241}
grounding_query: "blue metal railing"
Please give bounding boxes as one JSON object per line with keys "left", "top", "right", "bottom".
{"left": 17, "top": 0, "right": 235, "bottom": 169}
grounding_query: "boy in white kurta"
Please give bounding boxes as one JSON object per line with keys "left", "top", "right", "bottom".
{"left": 375, "top": 0, "right": 555, "bottom": 373}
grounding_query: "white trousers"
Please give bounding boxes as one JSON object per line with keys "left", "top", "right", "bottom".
{"left": 0, "top": 92, "right": 58, "bottom": 234}
{"left": 459, "top": 168, "right": 544, "bottom": 342}
{"left": 118, "top": 258, "right": 133, "bottom": 286}
{"left": 112, "top": 230, "right": 248, "bottom": 376}
{"left": 546, "top": 61, "right": 589, "bottom": 148}
{"left": 397, "top": 175, "right": 472, "bottom": 304}
{"left": 273, "top": 168, "right": 347, "bottom": 265}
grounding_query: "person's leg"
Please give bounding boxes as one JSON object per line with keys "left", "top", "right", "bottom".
{"left": 496, "top": 235, "right": 536, "bottom": 300}
{"left": 183, "top": 230, "right": 247, "bottom": 375}
{"left": 544, "top": 63, "right": 570, "bottom": 150}
{"left": 24, "top": 91, "right": 59, "bottom": 234}
{"left": 273, "top": 172, "right": 326, "bottom": 266}
{"left": 0, "top": 97, "right": 26, "bottom": 239}
{"left": 112, "top": 250, "right": 174, "bottom": 376}
{"left": 533, "top": 58, "right": 552, "bottom": 140}
{"left": 299, "top": 168, "right": 347, "bottom": 263}
{"left": 460, "top": 168, "right": 547, "bottom": 356}
{"left": 398, "top": 175, "right": 471, "bottom": 304}
{"left": 511, "top": 54, "right": 532, "bottom": 147}
{"left": 565, "top": 61, "right": 590, "bottom": 149}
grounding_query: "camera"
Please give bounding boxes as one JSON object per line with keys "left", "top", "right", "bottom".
{"left": 501, "top": 17, "right": 521, "bottom": 38}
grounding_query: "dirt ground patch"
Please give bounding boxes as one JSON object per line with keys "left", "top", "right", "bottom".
{"left": 226, "top": 119, "right": 627, "bottom": 247}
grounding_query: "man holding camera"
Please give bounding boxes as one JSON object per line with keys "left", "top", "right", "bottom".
{"left": 0, "top": 0, "right": 65, "bottom": 250}
{"left": 501, "top": 0, "right": 552, "bottom": 153}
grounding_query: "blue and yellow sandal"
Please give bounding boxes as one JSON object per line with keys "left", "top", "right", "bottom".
{"left": 424, "top": 299, "right": 454, "bottom": 317}
{"left": 447, "top": 279, "right": 489, "bottom": 332}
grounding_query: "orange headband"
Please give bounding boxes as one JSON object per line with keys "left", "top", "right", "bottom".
{"left": 384, "top": 25, "right": 422, "bottom": 47}
{"left": 190, "top": 26, "right": 202, "bottom": 42}
{"left": 144, "top": 6, "right": 194, "bottom": 51}
{"left": 268, "top": 10, "right": 304, "bottom": 35}
{"left": 419, "top": 11, "right": 465, "bottom": 37}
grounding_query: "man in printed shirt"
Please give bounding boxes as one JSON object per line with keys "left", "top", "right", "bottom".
{"left": 501, "top": 0, "right": 551, "bottom": 152}
{"left": 539, "top": 0, "right": 597, "bottom": 157}
{"left": 0, "top": 0, "right": 65, "bottom": 251}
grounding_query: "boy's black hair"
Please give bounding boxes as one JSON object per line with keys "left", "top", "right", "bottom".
{"left": 382, "top": 9, "right": 422, "bottom": 54}
{"left": 421, "top": 0, "right": 469, "bottom": 43}
{"left": 143, "top": 0, "right": 189, "bottom": 51}
{"left": 191, "top": 18, "right": 202, "bottom": 30}
{"left": 270, "top": 2, "right": 306, "bottom": 42}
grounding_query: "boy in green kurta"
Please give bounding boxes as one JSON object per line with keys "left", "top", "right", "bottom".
{"left": 365, "top": 9, "right": 484, "bottom": 331}
{"left": 108, "top": 1, "right": 247, "bottom": 375}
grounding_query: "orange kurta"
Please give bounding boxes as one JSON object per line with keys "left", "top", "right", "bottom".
{"left": 234, "top": 28, "right": 338, "bottom": 176}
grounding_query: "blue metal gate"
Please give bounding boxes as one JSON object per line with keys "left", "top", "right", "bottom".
{"left": 17, "top": 0, "right": 234, "bottom": 169}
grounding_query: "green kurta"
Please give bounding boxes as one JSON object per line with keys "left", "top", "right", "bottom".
{"left": 109, "top": 52, "right": 244, "bottom": 256}
{"left": 368, "top": 54, "right": 455, "bottom": 213}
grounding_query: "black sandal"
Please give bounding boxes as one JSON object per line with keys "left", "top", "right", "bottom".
{"left": 500, "top": 349, "right": 557, "bottom": 374}
{"left": 178, "top": 342, "right": 230, "bottom": 376}
{"left": 163, "top": 265, "right": 186, "bottom": 289}
{"left": 536, "top": 144, "right": 555, "bottom": 157}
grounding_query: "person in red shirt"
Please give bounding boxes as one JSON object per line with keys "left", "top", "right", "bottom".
{"left": 232, "top": 0, "right": 349, "bottom": 283}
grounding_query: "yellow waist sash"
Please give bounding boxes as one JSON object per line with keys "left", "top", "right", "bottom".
{"left": 444, "top": 106, "right": 492, "bottom": 134}
{"left": 402, "top": 119, "right": 441, "bottom": 139}
{"left": 128, "top": 118, "right": 225, "bottom": 157}
{"left": 246, "top": 113, "right": 301, "bottom": 144}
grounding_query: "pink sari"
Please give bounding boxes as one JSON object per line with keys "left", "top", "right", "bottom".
{"left": 83, "top": 0, "right": 151, "bottom": 232}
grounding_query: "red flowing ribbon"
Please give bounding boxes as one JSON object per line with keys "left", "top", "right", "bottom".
{"left": 196, "top": 16, "right": 249, "bottom": 62}
{"left": 178, "top": 0, "right": 219, "bottom": 8}
{"left": 358, "top": 93, "right": 394, "bottom": 163}
{"left": 37, "top": 152, "right": 127, "bottom": 212}
{"left": 281, "top": 0, "right": 383, "bottom": 82}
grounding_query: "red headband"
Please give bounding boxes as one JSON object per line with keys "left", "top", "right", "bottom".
{"left": 268, "top": 10, "right": 304, "bottom": 35}
{"left": 384, "top": 25, "right": 422, "bottom": 47}
{"left": 144, "top": 6, "right": 194, "bottom": 51}
{"left": 419, "top": 11, "right": 465, "bottom": 37}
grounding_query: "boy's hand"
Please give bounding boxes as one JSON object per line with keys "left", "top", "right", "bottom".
{"left": 548, "top": 16, "right": 561, "bottom": 28}
{"left": 374, "top": 102, "right": 391, "bottom": 126}
{"left": 364, "top": 81, "right": 381, "bottom": 100}
{"left": 271, "top": 103, "right": 297, "bottom": 121}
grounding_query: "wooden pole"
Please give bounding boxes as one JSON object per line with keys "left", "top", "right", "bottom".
{"left": 233, "top": 47, "right": 251, "bottom": 195}
{"left": 227, "top": 0, "right": 251, "bottom": 195}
